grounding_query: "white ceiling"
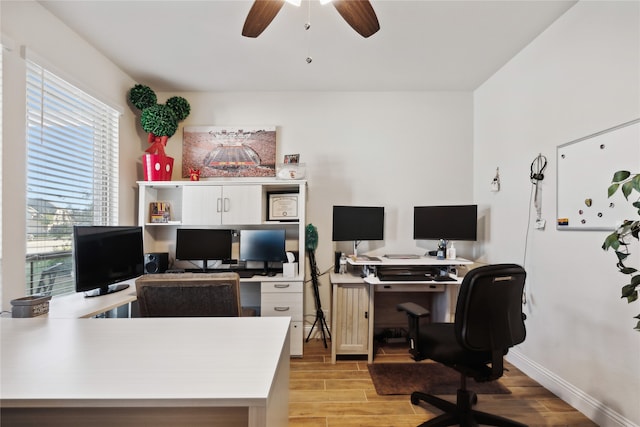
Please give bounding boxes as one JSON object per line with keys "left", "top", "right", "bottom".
{"left": 39, "top": 0, "right": 577, "bottom": 92}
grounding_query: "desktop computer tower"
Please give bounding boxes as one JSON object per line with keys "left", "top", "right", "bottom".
{"left": 144, "top": 252, "right": 168, "bottom": 274}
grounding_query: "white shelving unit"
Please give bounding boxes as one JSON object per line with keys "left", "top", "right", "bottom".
{"left": 137, "top": 179, "right": 307, "bottom": 356}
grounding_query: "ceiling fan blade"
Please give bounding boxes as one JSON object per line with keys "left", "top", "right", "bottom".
{"left": 242, "top": 0, "right": 286, "bottom": 38}
{"left": 332, "top": 0, "right": 380, "bottom": 38}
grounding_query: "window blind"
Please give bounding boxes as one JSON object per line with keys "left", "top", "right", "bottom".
{"left": 25, "top": 60, "right": 120, "bottom": 296}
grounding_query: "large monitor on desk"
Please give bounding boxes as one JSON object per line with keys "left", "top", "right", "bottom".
{"left": 73, "top": 226, "right": 144, "bottom": 297}
{"left": 413, "top": 205, "right": 478, "bottom": 242}
{"left": 332, "top": 205, "right": 385, "bottom": 256}
{"left": 175, "top": 228, "right": 233, "bottom": 270}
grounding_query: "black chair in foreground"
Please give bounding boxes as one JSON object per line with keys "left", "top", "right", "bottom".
{"left": 397, "top": 263, "right": 528, "bottom": 427}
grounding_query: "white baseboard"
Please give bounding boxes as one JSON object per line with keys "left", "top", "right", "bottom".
{"left": 506, "top": 349, "right": 638, "bottom": 427}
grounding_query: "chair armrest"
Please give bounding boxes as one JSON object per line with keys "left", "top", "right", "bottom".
{"left": 397, "top": 302, "right": 430, "bottom": 318}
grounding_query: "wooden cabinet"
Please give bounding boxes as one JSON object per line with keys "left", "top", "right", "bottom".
{"left": 330, "top": 273, "right": 370, "bottom": 363}
{"left": 137, "top": 179, "right": 306, "bottom": 356}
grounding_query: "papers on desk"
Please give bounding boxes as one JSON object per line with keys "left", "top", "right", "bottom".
{"left": 354, "top": 255, "right": 381, "bottom": 262}
{"left": 383, "top": 254, "right": 421, "bottom": 259}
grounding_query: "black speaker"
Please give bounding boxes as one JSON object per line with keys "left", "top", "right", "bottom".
{"left": 334, "top": 251, "right": 341, "bottom": 273}
{"left": 144, "top": 252, "right": 168, "bottom": 274}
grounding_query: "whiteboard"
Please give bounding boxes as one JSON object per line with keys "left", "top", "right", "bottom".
{"left": 556, "top": 119, "right": 640, "bottom": 231}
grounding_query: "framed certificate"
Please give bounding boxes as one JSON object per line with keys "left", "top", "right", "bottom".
{"left": 268, "top": 192, "right": 299, "bottom": 221}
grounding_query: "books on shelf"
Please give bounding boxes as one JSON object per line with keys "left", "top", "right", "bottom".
{"left": 149, "top": 202, "right": 171, "bottom": 223}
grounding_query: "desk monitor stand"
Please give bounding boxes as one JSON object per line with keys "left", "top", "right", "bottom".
{"left": 84, "top": 283, "right": 130, "bottom": 298}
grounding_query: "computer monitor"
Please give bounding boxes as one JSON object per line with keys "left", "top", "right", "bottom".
{"left": 73, "top": 226, "right": 144, "bottom": 297}
{"left": 332, "top": 205, "right": 384, "bottom": 256}
{"left": 239, "top": 229, "right": 286, "bottom": 276}
{"left": 175, "top": 228, "right": 233, "bottom": 270}
{"left": 413, "top": 205, "right": 478, "bottom": 242}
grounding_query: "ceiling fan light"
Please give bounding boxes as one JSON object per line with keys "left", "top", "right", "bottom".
{"left": 285, "top": 0, "right": 302, "bottom": 6}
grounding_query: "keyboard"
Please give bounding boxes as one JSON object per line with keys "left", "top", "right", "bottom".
{"left": 433, "top": 275, "right": 457, "bottom": 282}
{"left": 378, "top": 273, "right": 433, "bottom": 281}
{"left": 377, "top": 267, "right": 435, "bottom": 282}
{"left": 237, "top": 270, "right": 257, "bottom": 278}
{"left": 167, "top": 269, "right": 259, "bottom": 278}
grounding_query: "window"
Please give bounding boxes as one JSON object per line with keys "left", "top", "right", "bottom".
{"left": 25, "top": 60, "right": 120, "bottom": 297}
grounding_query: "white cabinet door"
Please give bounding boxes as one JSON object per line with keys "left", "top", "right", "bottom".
{"left": 221, "top": 185, "right": 262, "bottom": 225}
{"left": 181, "top": 186, "right": 223, "bottom": 225}
{"left": 181, "top": 184, "right": 262, "bottom": 226}
{"left": 335, "top": 283, "right": 369, "bottom": 355}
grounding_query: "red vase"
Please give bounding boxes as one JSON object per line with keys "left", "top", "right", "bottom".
{"left": 142, "top": 154, "right": 174, "bottom": 181}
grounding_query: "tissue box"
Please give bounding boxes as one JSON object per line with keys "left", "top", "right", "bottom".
{"left": 283, "top": 262, "right": 299, "bottom": 278}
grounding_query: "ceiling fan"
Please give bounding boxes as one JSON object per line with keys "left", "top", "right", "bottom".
{"left": 242, "top": 0, "right": 380, "bottom": 39}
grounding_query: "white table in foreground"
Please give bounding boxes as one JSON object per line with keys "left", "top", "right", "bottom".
{"left": 0, "top": 316, "right": 290, "bottom": 427}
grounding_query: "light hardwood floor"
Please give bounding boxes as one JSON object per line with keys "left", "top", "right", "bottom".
{"left": 289, "top": 339, "right": 597, "bottom": 427}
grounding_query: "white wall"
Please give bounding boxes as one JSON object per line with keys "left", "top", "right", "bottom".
{"left": 158, "top": 91, "right": 474, "bottom": 322}
{"left": 1, "top": 1, "right": 138, "bottom": 309}
{"left": 474, "top": 1, "right": 640, "bottom": 425}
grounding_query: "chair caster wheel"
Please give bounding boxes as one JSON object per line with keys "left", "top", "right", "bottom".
{"left": 468, "top": 391, "right": 478, "bottom": 405}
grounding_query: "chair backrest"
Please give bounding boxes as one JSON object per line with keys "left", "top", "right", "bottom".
{"left": 135, "top": 272, "right": 242, "bottom": 317}
{"left": 454, "top": 264, "right": 526, "bottom": 352}
{"left": 36, "top": 262, "right": 64, "bottom": 296}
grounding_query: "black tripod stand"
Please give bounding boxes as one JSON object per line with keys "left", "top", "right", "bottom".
{"left": 306, "top": 249, "right": 331, "bottom": 348}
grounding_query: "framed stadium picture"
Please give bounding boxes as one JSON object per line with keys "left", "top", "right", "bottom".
{"left": 182, "top": 126, "right": 276, "bottom": 178}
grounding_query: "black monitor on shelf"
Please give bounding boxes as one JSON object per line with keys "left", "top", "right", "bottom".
{"left": 239, "top": 229, "right": 286, "bottom": 276}
{"left": 73, "top": 226, "right": 144, "bottom": 298}
{"left": 332, "top": 205, "right": 384, "bottom": 256}
{"left": 175, "top": 228, "right": 233, "bottom": 271}
{"left": 413, "top": 204, "right": 478, "bottom": 242}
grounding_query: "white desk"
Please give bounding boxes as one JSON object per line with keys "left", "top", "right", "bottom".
{"left": 46, "top": 274, "right": 304, "bottom": 356}
{"left": 0, "top": 316, "right": 290, "bottom": 427}
{"left": 47, "top": 278, "right": 139, "bottom": 319}
{"left": 331, "top": 255, "right": 473, "bottom": 363}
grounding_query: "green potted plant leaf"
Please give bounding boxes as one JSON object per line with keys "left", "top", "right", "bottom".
{"left": 602, "top": 170, "right": 640, "bottom": 331}
{"left": 128, "top": 84, "right": 190, "bottom": 180}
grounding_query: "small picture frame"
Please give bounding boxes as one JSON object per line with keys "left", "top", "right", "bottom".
{"left": 268, "top": 192, "right": 299, "bottom": 221}
{"left": 284, "top": 154, "right": 300, "bottom": 164}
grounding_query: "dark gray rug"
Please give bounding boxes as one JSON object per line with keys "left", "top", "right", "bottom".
{"left": 368, "top": 363, "right": 511, "bottom": 396}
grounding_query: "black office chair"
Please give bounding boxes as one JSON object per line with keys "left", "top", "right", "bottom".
{"left": 397, "top": 263, "right": 527, "bottom": 427}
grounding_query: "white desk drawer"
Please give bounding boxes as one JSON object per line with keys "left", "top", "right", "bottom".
{"left": 262, "top": 281, "right": 303, "bottom": 293}
{"left": 261, "top": 293, "right": 302, "bottom": 319}
{"left": 375, "top": 283, "right": 445, "bottom": 292}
